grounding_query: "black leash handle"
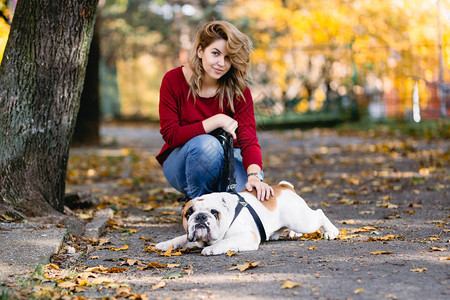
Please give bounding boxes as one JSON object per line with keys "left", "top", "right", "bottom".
{"left": 211, "top": 128, "right": 237, "bottom": 193}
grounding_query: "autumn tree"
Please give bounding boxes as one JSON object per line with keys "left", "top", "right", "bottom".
{"left": 0, "top": 0, "right": 99, "bottom": 216}
{"left": 224, "top": 0, "right": 449, "bottom": 115}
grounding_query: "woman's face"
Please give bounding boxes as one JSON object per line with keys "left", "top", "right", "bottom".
{"left": 198, "top": 39, "right": 231, "bottom": 83}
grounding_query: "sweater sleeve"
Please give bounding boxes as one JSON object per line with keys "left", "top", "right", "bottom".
{"left": 159, "top": 72, "right": 206, "bottom": 148}
{"left": 234, "top": 87, "right": 263, "bottom": 171}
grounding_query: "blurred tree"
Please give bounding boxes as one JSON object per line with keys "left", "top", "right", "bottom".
{"left": 0, "top": 0, "right": 99, "bottom": 216}
{"left": 99, "top": 0, "right": 223, "bottom": 118}
{"left": 72, "top": 18, "right": 101, "bottom": 146}
{"left": 224, "top": 0, "right": 449, "bottom": 117}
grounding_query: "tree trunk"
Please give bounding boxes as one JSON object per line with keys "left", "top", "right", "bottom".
{"left": 0, "top": 0, "right": 99, "bottom": 217}
{"left": 72, "top": 18, "right": 100, "bottom": 146}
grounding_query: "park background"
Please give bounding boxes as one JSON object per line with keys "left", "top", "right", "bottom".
{"left": 1, "top": 0, "right": 449, "bottom": 129}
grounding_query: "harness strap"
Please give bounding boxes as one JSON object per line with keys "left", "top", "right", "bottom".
{"left": 213, "top": 129, "right": 267, "bottom": 243}
{"left": 229, "top": 190, "right": 267, "bottom": 243}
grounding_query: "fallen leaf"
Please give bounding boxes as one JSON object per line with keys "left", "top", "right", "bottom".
{"left": 410, "top": 268, "right": 427, "bottom": 273}
{"left": 308, "top": 246, "right": 317, "bottom": 250}
{"left": 121, "top": 259, "right": 138, "bottom": 266}
{"left": 163, "top": 273, "right": 183, "bottom": 279}
{"left": 58, "top": 281, "right": 77, "bottom": 289}
{"left": 300, "top": 231, "right": 323, "bottom": 241}
{"left": 78, "top": 213, "right": 92, "bottom": 220}
{"left": 339, "top": 219, "right": 356, "bottom": 224}
{"left": 105, "top": 267, "right": 128, "bottom": 273}
{"left": 378, "top": 202, "right": 399, "bottom": 209}
{"left": 370, "top": 251, "right": 392, "bottom": 255}
{"left": 280, "top": 280, "right": 302, "bottom": 289}
{"left": 151, "top": 281, "right": 166, "bottom": 290}
{"left": 228, "top": 261, "right": 261, "bottom": 272}
{"left": 439, "top": 257, "right": 450, "bottom": 260}
{"left": 430, "top": 247, "right": 447, "bottom": 252}
{"left": 227, "top": 250, "right": 237, "bottom": 257}
{"left": 354, "top": 288, "right": 365, "bottom": 294}
{"left": 354, "top": 226, "right": 377, "bottom": 233}
{"left": 89, "top": 277, "right": 114, "bottom": 285}
{"left": 166, "top": 264, "right": 180, "bottom": 268}
{"left": 89, "top": 256, "right": 99, "bottom": 260}
{"left": 138, "top": 262, "right": 167, "bottom": 270}
{"left": 45, "top": 263, "right": 60, "bottom": 270}
{"left": 367, "top": 235, "right": 399, "bottom": 242}
{"left": 161, "top": 245, "right": 182, "bottom": 257}
{"left": 110, "top": 245, "right": 129, "bottom": 251}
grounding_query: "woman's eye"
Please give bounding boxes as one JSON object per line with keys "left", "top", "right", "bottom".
{"left": 211, "top": 209, "right": 219, "bottom": 219}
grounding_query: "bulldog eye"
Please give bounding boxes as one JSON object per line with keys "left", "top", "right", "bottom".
{"left": 210, "top": 209, "right": 219, "bottom": 219}
{"left": 185, "top": 207, "right": 194, "bottom": 219}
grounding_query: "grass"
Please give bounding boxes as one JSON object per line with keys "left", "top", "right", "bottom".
{"left": 337, "top": 118, "right": 450, "bottom": 140}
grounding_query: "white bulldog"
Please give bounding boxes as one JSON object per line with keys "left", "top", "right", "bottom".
{"left": 156, "top": 181, "right": 340, "bottom": 256}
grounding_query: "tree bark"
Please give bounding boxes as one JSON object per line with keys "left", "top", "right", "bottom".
{"left": 0, "top": 0, "right": 99, "bottom": 216}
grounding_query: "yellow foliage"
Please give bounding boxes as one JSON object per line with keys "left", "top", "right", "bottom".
{"left": 0, "top": 18, "right": 9, "bottom": 64}
{"left": 224, "top": 0, "right": 450, "bottom": 115}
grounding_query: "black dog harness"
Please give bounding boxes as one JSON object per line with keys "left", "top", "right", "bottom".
{"left": 214, "top": 129, "right": 267, "bottom": 242}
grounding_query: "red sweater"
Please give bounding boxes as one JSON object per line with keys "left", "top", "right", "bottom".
{"left": 156, "top": 66, "right": 262, "bottom": 171}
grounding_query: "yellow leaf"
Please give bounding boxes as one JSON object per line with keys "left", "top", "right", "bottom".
{"left": 354, "top": 288, "right": 365, "bottom": 294}
{"left": 300, "top": 230, "right": 323, "bottom": 241}
{"left": 85, "top": 266, "right": 108, "bottom": 273}
{"left": 410, "top": 268, "right": 427, "bottom": 273}
{"left": 280, "top": 280, "right": 302, "bottom": 289}
{"left": 227, "top": 250, "right": 237, "bottom": 257}
{"left": 160, "top": 245, "right": 182, "bottom": 257}
{"left": 370, "top": 251, "right": 392, "bottom": 255}
{"left": 138, "top": 262, "right": 167, "bottom": 270}
{"left": 355, "top": 226, "right": 377, "bottom": 233}
{"left": 439, "top": 257, "right": 450, "bottom": 260}
{"left": 78, "top": 213, "right": 92, "bottom": 220}
{"left": 45, "top": 263, "right": 60, "bottom": 270}
{"left": 228, "top": 261, "right": 260, "bottom": 272}
{"left": 308, "top": 246, "right": 317, "bottom": 250}
{"left": 430, "top": 247, "right": 447, "bottom": 252}
{"left": 110, "top": 245, "right": 129, "bottom": 251}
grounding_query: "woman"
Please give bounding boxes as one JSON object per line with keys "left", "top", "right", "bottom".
{"left": 156, "top": 20, "right": 273, "bottom": 201}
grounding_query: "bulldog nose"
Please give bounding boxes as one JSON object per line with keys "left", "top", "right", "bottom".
{"left": 195, "top": 213, "right": 208, "bottom": 223}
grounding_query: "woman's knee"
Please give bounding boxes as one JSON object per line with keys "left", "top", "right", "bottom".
{"left": 186, "top": 134, "right": 224, "bottom": 162}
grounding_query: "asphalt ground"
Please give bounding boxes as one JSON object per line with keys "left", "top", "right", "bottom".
{"left": 1, "top": 123, "right": 448, "bottom": 299}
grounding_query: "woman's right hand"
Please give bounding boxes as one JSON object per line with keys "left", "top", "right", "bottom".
{"left": 203, "top": 114, "right": 238, "bottom": 139}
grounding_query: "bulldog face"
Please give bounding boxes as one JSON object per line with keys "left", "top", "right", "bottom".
{"left": 182, "top": 193, "right": 236, "bottom": 245}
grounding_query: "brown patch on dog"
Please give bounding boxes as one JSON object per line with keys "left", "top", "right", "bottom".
{"left": 251, "top": 230, "right": 258, "bottom": 243}
{"left": 241, "top": 183, "right": 295, "bottom": 211}
{"left": 182, "top": 200, "right": 194, "bottom": 232}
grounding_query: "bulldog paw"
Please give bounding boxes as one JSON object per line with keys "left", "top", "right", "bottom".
{"left": 324, "top": 226, "right": 340, "bottom": 240}
{"left": 155, "top": 241, "right": 174, "bottom": 252}
{"left": 201, "top": 244, "right": 231, "bottom": 256}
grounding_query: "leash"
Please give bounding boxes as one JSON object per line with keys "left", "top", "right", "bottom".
{"left": 215, "top": 129, "right": 267, "bottom": 242}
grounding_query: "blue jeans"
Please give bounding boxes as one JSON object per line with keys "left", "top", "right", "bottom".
{"left": 162, "top": 134, "right": 248, "bottom": 198}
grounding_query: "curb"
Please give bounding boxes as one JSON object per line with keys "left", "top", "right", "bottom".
{"left": 83, "top": 208, "right": 114, "bottom": 239}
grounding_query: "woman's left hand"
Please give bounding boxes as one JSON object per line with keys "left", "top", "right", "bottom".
{"left": 245, "top": 177, "right": 275, "bottom": 201}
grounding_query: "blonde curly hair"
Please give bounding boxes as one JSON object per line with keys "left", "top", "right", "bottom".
{"left": 188, "top": 20, "right": 253, "bottom": 113}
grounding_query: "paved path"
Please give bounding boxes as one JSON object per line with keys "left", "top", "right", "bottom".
{"left": 2, "top": 124, "right": 449, "bottom": 299}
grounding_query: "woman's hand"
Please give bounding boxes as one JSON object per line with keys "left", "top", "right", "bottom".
{"left": 203, "top": 114, "right": 238, "bottom": 139}
{"left": 245, "top": 175, "right": 275, "bottom": 201}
